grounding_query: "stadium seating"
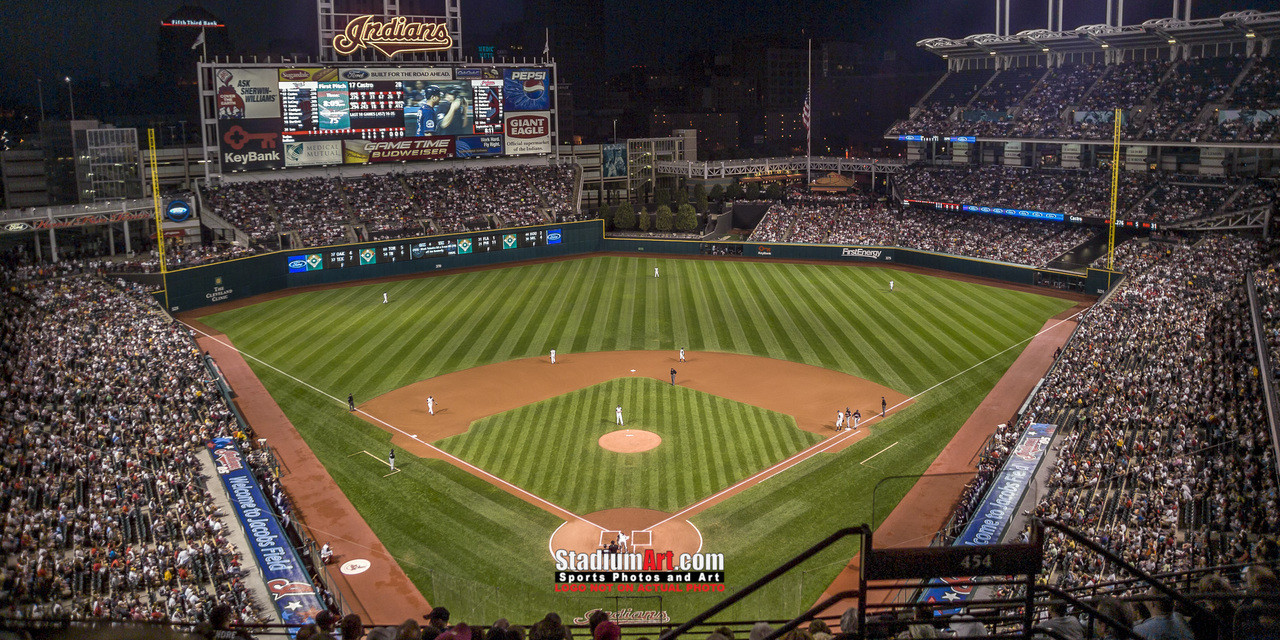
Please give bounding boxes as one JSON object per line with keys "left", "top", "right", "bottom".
{"left": 0, "top": 273, "right": 264, "bottom": 624}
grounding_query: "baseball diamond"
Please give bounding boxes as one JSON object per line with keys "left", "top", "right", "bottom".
{"left": 191, "top": 254, "right": 1082, "bottom": 621}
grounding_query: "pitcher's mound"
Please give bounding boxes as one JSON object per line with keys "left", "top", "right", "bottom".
{"left": 599, "top": 429, "right": 661, "bottom": 453}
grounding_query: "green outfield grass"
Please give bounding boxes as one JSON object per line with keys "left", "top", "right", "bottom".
{"left": 438, "top": 377, "right": 823, "bottom": 514}
{"left": 199, "top": 255, "right": 1077, "bottom": 621}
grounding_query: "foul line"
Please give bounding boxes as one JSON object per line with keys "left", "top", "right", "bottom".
{"left": 643, "top": 309, "right": 1084, "bottom": 532}
{"left": 185, "top": 322, "right": 606, "bottom": 532}
{"left": 860, "top": 442, "right": 898, "bottom": 466}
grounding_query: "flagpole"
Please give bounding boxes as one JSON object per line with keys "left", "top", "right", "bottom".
{"left": 201, "top": 27, "right": 207, "bottom": 62}
{"left": 806, "top": 38, "right": 812, "bottom": 186}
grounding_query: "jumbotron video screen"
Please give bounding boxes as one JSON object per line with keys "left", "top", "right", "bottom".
{"left": 214, "top": 66, "right": 552, "bottom": 171}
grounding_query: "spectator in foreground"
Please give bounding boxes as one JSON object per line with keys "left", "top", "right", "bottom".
{"left": 948, "top": 609, "right": 989, "bottom": 638}
{"left": 1092, "top": 598, "right": 1136, "bottom": 640}
{"left": 1036, "top": 603, "right": 1085, "bottom": 640}
{"left": 750, "top": 622, "right": 776, "bottom": 640}
{"left": 196, "top": 603, "right": 256, "bottom": 640}
{"left": 342, "top": 614, "right": 366, "bottom": 640}
{"left": 422, "top": 607, "right": 452, "bottom": 640}
{"left": 808, "top": 620, "right": 834, "bottom": 640}
{"left": 1133, "top": 591, "right": 1194, "bottom": 640}
{"left": 530, "top": 613, "right": 572, "bottom": 640}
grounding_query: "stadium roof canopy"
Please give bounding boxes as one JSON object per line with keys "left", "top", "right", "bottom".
{"left": 916, "top": 9, "right": 1280, "bottom": 58}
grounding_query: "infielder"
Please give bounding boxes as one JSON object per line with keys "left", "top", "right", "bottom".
{"left": 881, "top": 396, "right": 887, "bottom": 417}
{"left": 550, "top": 349, "right": 556, "bottom": 364}
{"left": 427, "top": 395, "right": 435, "bottom": 415}
{"left": 670, "top": 368, "right": 677, "bottom": 386}
{"left": 853, "top": 409, "right": 862, "bottom": 429}
{"left": 679, "top": 348, "right": 686, "bottom": 362}
{"left": 616, "top": 405, "right": 624, "bottom": 426}
{"left": 836, "top": 410, "right": 844, "bottom": 431}
{"left": 389, "top": 449, "right": 396, "bottom": 471}
{"left": 348, "top": 394, "right": 355, "bottom": 411}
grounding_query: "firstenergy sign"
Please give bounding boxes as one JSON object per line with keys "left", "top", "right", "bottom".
{"left": 332, "top": 15, "right": 453, "bottom": 57}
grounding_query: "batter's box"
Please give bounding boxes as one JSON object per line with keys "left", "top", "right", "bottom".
{"left": 598, "top": 530, "right": 623, "bottom": 548}
{"left": 628, "top": 530, "right": 652, "bottom": 548}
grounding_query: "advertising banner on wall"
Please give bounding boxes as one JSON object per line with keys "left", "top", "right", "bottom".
{"left": 503, "top": 68, "right": 551, "bottom": 111}
{"left": 503, "top": 112, "right": 551, "bottom": 155}
{"left": 218, "top": 118, "right": 284, "bottom": 171}
{"left": 455, "top": 134, "right": 504, "bottom": 157}
{"left": 284, "top": 140, "right": 343, "bottom": 167}
{"left": 333, "top": 67, "right": 454, "bottom": 82}
{"left": 343, "top": 136, "right": 455, "bottom": 163}
{"left": 917, "top": 422, "right": 1057, "bottom": 608}
{"left": 214, "top": 69, "right": 282, "bottom": 119}
{"left": 209, "top": 438, "right": 325, "bottom": 626}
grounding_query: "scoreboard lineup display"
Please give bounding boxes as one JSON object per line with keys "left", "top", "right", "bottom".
{"left": 214, "top": 66, "right": 553, "bottom": 172}
{"left": 287, "top": 229, "right": 558, "bottom": 274}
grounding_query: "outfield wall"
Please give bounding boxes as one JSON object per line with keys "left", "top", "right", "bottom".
{"left": 151, "top": 222, "right": 1107, "bottom": 313}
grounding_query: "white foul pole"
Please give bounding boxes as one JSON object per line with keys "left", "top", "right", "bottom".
{"left": 807, "top": 38, "right": 812, "bottom": 185}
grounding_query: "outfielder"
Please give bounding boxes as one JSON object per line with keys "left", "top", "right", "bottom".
{"left": 383, "top": 292, "right": 388, "bottom": 304}
{"left": 427, "top": 395, "right": 435, "bottom": 416}
{"left": 889, "top": 280, "right": 894, "bottom": 291}
{"left": 616, "top": 405, "right": 624, "bottom": 426}
{"left": 654, "top": 266, "right": 660, "bottom": 278}
{"left": 348, "top": 394, "right": 355, "bottom": 411}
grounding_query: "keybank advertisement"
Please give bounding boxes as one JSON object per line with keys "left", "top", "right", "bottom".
{"left": 209, "top": 438, "right": 325, "bottom": 628}
{"left": 918, "top": 422, "right": 1056, "bottom": 608}
{"left": 218, "top": 118, "right": 284, "bottom": 171}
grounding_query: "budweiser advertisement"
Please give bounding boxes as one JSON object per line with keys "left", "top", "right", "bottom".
{"left": 342, "top": 136, "right": 456, "bottom": 163}
{"left": 503, "top": 112, "right": 551, "bottom": 155}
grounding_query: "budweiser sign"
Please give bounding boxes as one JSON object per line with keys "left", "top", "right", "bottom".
{"left": 332, "top": 15, "right": 453, "bottom": 57}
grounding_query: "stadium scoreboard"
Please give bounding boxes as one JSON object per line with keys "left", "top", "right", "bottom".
{"left": 287, "top": 229, "right": 557, "bottom": 273}
{"left": 208, "top": 65, "right": 554, "bottom": 173}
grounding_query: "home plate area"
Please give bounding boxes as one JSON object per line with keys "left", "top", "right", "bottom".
{"left": 550, "top": 508, "right": 702, "bottom": 560}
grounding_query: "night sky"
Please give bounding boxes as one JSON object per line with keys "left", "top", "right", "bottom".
{"left": 0, "top": 0, "right": 1273, "bottom": 111}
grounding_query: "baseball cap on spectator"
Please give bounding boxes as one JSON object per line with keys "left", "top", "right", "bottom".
{"left": 425, "top": 607, "right": 451, "bottom": 624}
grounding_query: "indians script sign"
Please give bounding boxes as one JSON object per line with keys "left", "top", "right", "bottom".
{"left": 332, "top": 15, "right": 453, "bottom": 57}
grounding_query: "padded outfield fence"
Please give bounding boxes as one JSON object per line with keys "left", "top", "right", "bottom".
{"left": 143, "top": 220, "right": 1112, "bottom": 313}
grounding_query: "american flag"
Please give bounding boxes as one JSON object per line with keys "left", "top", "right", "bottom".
{"left": 802, "top": 89, "right": 811, "bottom": 132}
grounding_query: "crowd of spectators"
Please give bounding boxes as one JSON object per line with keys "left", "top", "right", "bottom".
{"left": 0, "top": 274, "right": 264, "bottom": 624}
{"left": 965, "top": 234, "right": 1279, "bottom": 588}
{"left": 886, "top": 54, "right": 1280, "bottom": 142}
{"left": 894, "top": 165, "right": 1268, "bottom": 224}
{"left": 748, "top": 198, "right": 1093, "bottom": 267}
{"left": 200, "top": 164, "right": 577, "bottom": 249}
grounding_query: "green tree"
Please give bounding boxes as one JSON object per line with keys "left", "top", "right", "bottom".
{"left": 638, "top": 205, "right": 652, "bottom": 231}
{"left": 709, "top": 184, "right": 725, "bottom": 203}
{"left": 746, "top": 181, "right": 762, "bottom": 199}
{"left": 599, "top": 205, "right": 614, "bottom": 231}
{"left": 693, "top": 184, "right": 708, "bottom": 211}
{"left": 674, "top": 187, "right": 689, "bottom": 208}
{"left": 614, "top": 201, "right": 637, "bottom": 230}
{"left": 676, "top": 204, "right": 698, "bottom": 232}
{"left": 655, "top": 205, "right": 674, "bottom": 231}
{"left": 656, "top": 188, "right": 671, "bottom": 207}
{"left": 765, "top": 183, "right": 784, "bottom": 200}
{"left": 726, "top": 181, "right": 744, "bottom": 201}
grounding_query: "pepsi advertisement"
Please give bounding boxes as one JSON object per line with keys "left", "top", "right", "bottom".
{"left": 209, "top": 438, "right": 326, "bottom": 630}
{"left": 504, "top": 68, "right": 551, "bottom": 112}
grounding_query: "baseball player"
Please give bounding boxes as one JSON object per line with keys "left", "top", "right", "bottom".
{"left": 654, "top": 266, "right": 660, "bottom": 278}
{"left": 679, "top": 348, "right": 686, "bottom": 362}
{"left": 348, "top": 394, "right": 355, "bottom": 411}
{"left": 616, "top": 405, "right": 624, "bottom": 426}
{"left": 427, "top": 395, "right": 435, "bottom": 416}
{"left": 881, "top": 396, "right": 887, "bottom": 417}
{"left": 617, "top": 532, "right": 630, "bottom": 550}
{"left": 670, "top": 368, "right": 677, "bottom": 386}
{"left": 853, "top": 409, "right": 862, "bottom": 430}
{"left": 389, "top": 449, "right": 396, "bottom": 471}
{"left": 836, "top": 410, "right": 844, "bottom": 431}
{"left": 889, "top": 280, "right": 894, "bottom": 291}
{"left": 550, "top": 349, "right": 556, "bottom": 364}
{"left": 383, "top": 292, "right": 388, "bottom": 304}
